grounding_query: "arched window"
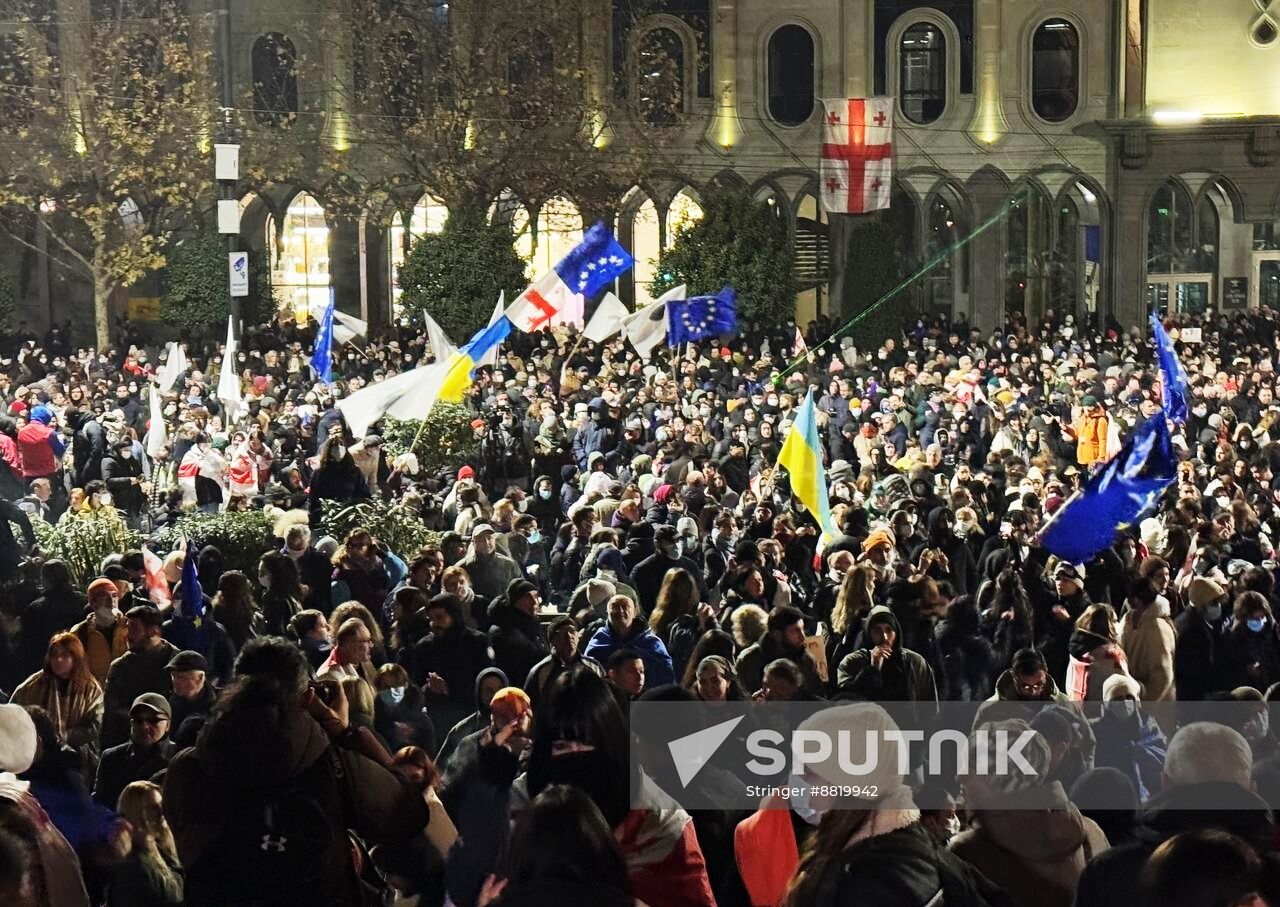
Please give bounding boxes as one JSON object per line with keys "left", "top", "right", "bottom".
{"left": 508, "top": 33, "right": 553, "bottom": 125}
{"left": 924, "top": 186, "right": 969, "bottom": 313}
{"left": 1005, "top": 189, "right": 1052, "bottom": 317}
{"left": 636, "top": 27, "right": 684, "bottom": 126}
{"left": 665, "top": 189, "right": 703, "bottom": 243}
{"left": 382, "top": 31, "right": 422, "bottom": 123}
{"left": 527, "top": 196, "right": 583, "bottom": 278}
{"left": 1031, "top": 19, "right": 1079, "bottom": 122}
{"left": 1146, "top": 181, "right": 1196, "bottom": 275}
{"left": 390, "top": 194, "right": 447, "bottom": 318}
{"left": 252, "top": 33, "right": 298, "bottom": 127}
{"left": 631, "top": 195, "right": 661, "bottom": 306}
{"left": 0, "top": 35, "right": 34, "bottom": 128}
{"left": 899, "top": 23, "right": 945, "bottom": 125}
{"left": 768, "top": 25, "right": 814, "bottom": 126}
{"left": 268, "top": 193, "right": 330, "bottom": 322}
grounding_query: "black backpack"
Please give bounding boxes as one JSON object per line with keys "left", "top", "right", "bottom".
{"left": 189, "top": 747, "right": 345, "bottom": 907}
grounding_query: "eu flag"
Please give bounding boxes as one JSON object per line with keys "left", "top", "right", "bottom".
{"left": 165, "top": 539, "right": 210, "bottom": 652}
{"left": 1039, "top": 413, "right": 1177, "bottom": 564}
{"left": 310, "top": 291, "right": 336, "bottom": 384}
{"left": 180, "top": 540, "right": 204, "bottom": 624}
{"left": 667, "top": 286, "right": 737, "bottom": 346}
{"left": 1150, "top": 314, "right": 1188, "bottom": 424}
{"left": 555, "top": 222, "right": 635, "bottom": 299}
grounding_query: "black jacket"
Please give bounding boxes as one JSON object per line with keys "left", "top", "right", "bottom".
{"left": 94, "top": 739, "right": 174, "bottom": 808}
{"left": 487, "top": 600, "right": 550, "bottom": 688}
{"left": 411, "top": 597, "right": 495, "bottom": 732}
{"left": 102, "top": 453, "right": 145, "bottom": 515}
{"left": 631, "top": 551, "right": 705, "bottom": 614}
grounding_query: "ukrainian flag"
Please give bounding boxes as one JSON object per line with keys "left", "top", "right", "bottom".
{"left": 438, "top": 314, "right": 514, "bottom": 402}
{"left": 776, "top": 389, "right": 836, "bottom": 540}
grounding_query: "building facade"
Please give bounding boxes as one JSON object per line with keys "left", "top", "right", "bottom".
{"left": 1, "top": 0, "right": 1277, "bottom": 338}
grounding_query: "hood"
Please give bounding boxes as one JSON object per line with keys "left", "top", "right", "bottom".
{"left": 196, "top": 706, "right": 329, "bottom": 789}
{"left": 865, "top": 605, "right": 903, "bottom": 654}
{"left": 926, "top": 506, "right": 954, "bottom": 543}
{"left": 970, "top": 781, "right": 1091, "bottom": 862}
{"left": 994, "top": 669, "right": 1064, "bottom": 701}
{"left": 474, "top": 666, "right": 508, "bottom": 711}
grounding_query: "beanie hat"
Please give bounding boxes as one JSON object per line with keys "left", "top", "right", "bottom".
{"left": 457, "top": 465, "right": 476, "bottom": 481}
{"left": 1103, "top": 673, "right": 1142, "bottom": 701}
{"left": 585, "top": 578, "right": 616, "bottom": 609}
{"left": 861, "top": 528, "right": 895, "bottom": 555}
{"left": 87, "top": 577, "right": 118, "bottom": 601}
{"left": 0, "top": 704, "right": 37, "bottom": 773}
{"left": 506, "top": 578, "right": 538, "bottom": 605}
{"left": 794, "top": 703, "right": 905, "bottom": 803}
{"left": 1188, "top": 576, "right": 1227, "bottom": 609}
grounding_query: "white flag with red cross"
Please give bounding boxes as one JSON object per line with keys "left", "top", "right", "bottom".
{"left": 820, "top": 98, "right": 893, "bottom": 215}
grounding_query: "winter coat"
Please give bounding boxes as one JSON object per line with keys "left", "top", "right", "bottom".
{"left": 307, "top": 461, "right": 371, "bottom": 525}
{"left": 631, "top": 551, "right": 706, "bottom": 615}
{"left": 101, "top": 640, "right": 181, "bottom": 749}
{"left": 734, "top": 634, "right": 822, "bottom": 697}
{"left": 460, "top": 550, "right": 523, "bottom": 603}
{"left": 949, "top": 781, "right": 1108, "bottom": 907}
{"left": 101, "top": 454, "right": 145, "bottom": 516}
{"left": 1073, "top": 781, "right": 1274, "bottom": 907}
{"left": 1090, "top": 709, "right": 1168, "bottom": 802}
{"left": 1172, "top": 608, "right": 1239, "bottom": 701}
{"left": 804, "top": 821, "right": 1010, "bottom": 907}
{"left": 1119, "top": 604, "right": 1176, "bottom": 702}
{"left": 936, "top": 617, "right": 998, "bottom": 702}
{"left": 487, "top": 601, "right": 551, "bottom": 686}
{"left": 583, "top": 620, "right": 675, "bottom": 687}
{"left": 410, "top": 599, "right": 495, "bottom": 732}
{"left": 1038, "top": 589, "right": 1092, "bottom": 688}
{"left": 837, "top": 606, "right": 938, "bottom": 723}
{"left": 163, "top": 703, "right": 428, "bottom": 907}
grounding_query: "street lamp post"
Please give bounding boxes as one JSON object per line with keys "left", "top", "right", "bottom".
{"left": 214, "top": 0, "right": 241, "bottom": 338}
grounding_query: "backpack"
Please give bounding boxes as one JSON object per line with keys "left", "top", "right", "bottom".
{"left": 188, "top": 747, "right": 346, "bottom": 907}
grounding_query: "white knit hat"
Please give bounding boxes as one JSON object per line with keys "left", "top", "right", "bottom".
{"left": 585, "top": 578, "right": 617, "bottom": 609}
{"left": 0, "top": 704, "right": 37, "bottom": 774}
{"left": 794, "top": 703, "right": 905, "bottom": 801}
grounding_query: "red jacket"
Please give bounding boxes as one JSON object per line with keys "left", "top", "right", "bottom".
{"left": 17, "top": 421, "right": 61, "bottom": 477}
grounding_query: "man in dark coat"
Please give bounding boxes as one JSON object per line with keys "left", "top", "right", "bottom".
{"left": 631, "top": 524, "right": 706, "bottom": 614}
{"left": 487, "top": 579, "right": 550, "bottom": 686}
{"left": 101, "top": 438, "right": 146, "bottom": 523}
{"left": 94, "top": 692, "right": 175, "bottom": 807}
{"left": 101, "top": 605, "right": 180, "bottom": 749}
{"left": 411, "top": 594, "right": 494, "bottom": 733}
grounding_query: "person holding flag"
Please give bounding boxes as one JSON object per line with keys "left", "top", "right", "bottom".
{"left": 311, "top": 291, "right": 337, "bottom": 385}
{"left": 776, "top": 388, "right": 837, "bottom": 543}
{"left": 160, "top": 540, "right": 236, "bottom": 686}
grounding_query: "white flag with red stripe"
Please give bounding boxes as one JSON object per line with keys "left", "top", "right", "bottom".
{"left": 820, "top": 98, "right": 893, "bottom": 215}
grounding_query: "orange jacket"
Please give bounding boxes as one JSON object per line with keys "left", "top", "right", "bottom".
{"left": 734, "top": 799, "right": 801, "bottom": 907}
{"left": 1074, "top": 412, "right": 1109, "bottom": 465}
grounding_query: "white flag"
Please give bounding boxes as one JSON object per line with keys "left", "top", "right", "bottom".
{"left": 384, "top": 359, "right": 452, "bottom": 423}
{"left": 156, "top": 341, "right": 189, "bottom": 394}
{"left": 146, "top": 385, "right": 167, "bottom": 458}
{"left": 583, "top": 292, "right": 631, "bottom": 343}
{"left": 336, "top": 359, "right": 452, "bottom": 438}
{"left": 624, "top": 285, "right": 684, "bottom": 359}
{"left": 333, "top": 311, "right": 368, "bottom": 346}
{"left": 216, "top": 316, "right": 243, "bottom": 423}
{"left": 477, "top": 293, "right": 506, "bottom": 370}
{"left": 423, "top": 312, "right": 456, "bottom": 362}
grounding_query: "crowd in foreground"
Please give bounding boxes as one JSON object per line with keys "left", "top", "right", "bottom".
{"left": 2, "top": 304, "right": 1280, "bottom": 906}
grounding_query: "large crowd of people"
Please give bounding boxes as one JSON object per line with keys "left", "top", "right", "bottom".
{"left": 2, "top": 303, "right": 1280, "bottom": 906}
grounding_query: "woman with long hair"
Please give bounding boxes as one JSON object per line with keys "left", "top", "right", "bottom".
{"left": 12, "top": 632, "right": 104, "bottom": 762}
{"left": 825, "top": 563, "right": 876, "bottom": 692}
{"left": 1067, "top": 603, "right": 1129, "bottom": 708}
{"left": 678, "top": 629, "right": 737, "bottom": 690}
{"left": 211, "top": 571, "right": 260, "bottom": 651}
{"left": 329, "top": 599, "right": 388, "bottom": 668}
{"left": 107, "top": 781, "right": 183, "bottom": 907}
{"left": 480, "top": 785, "right": 637, "bottom": 907}
{"left": 648, "top": 568, "right": 714, "bottom": 681}
{"left": 984, "top": 568, "right": 1036, "bottom": 671}
{"left": 330, "top": 529, "right": 391, "bottom": 619}
{"left": 257, "top": 551, "right": 303, "bottom": 637}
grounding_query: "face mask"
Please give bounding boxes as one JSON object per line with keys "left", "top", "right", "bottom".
{"left": 943, "top": 815, "right": 962, "bottom": 840}
{"left": 1249, "top": 617, "right": 1268, "bottom": 633}
{"left": 120, "top": 449, "right": 132, "bottom": 459}
{"left": 97, "top": 493, "right": 113, "bottom": 507}
{"left": 332, "top": 446, "right": 346, "bottom": 459}
{"left": 380, "top": 687, "right": 406, "bottom": 705}
{"left": 1117, "top": 698, "right": 1139, "bottom": 718}
{"left": 95, "top": 606, "right": 117, "bottom": 625}
{"left": 537, "top": 487, "right": 554, "bottom": 501}
{"left": 788, "top": 773, "right": 823, "bottom": 826}
{"left": 527, "top": 529, "right": 542, "bottom": 545}
{"left": 1205, "top": 604, "right": 1223, "bottom": 624}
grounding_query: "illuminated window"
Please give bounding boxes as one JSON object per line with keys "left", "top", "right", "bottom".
{"left": 268, "top": 193, "right": 330, "bottom": 322}
{"left": 632, "top": 197, "right": 661, "bottom": 306}
{"left": 389, "top": 194, "right": 448, "bottom": 318}
{"left": 1032, "top": 19, "right": 1079, "bottom": 122}
{"left": 899, "top": 23, "right": 945, "bottom": 125}
{"left": 665, "top": 189, "right": 703, "bottom": 243}
{"left": 527, "top": 196, "right": 583, "bottom": 278}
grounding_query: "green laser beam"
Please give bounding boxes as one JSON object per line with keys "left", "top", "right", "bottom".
{"left": 774, "top": 189, "right": 1030, "bottom": 386}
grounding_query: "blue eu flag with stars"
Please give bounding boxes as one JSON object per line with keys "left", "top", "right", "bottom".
{"left": 667, "top": 286, "right": 737, "bottom": 346}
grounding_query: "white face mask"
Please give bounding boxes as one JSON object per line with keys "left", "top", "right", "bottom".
{"left": 788, "top": 773, "right": 823, "bottom": 826}
{"left": 95, "top": 606, "right": 117, "bottom": 625}
{"left": 943, "top": 815, "right": 962, "bottom": 840}
{"left": 97, "top": 493, "right": 113, "bottom": 507}
{"left": 120, "top": 449, "right": 132, "bottom": 459}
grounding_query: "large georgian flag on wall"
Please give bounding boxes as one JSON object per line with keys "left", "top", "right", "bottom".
{"left": 820, "top": 98, "right": 893, "bottom": 215}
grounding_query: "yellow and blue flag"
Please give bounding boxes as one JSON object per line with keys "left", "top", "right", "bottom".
{"left": 1040, "top": 413, "right": 1177, "bottom": 564}
{"left": 438, "top": 313, "right": 514, "bottom": 403}
{"left": 776, "top": 389, "right": 836, "bottom": 540}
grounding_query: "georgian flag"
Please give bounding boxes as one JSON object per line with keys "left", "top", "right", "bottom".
{"left": 504, "top": 222, "right": 633, "bottom": 333}
{"left": 820, "top": 98, "right": 893, "bottom": 215}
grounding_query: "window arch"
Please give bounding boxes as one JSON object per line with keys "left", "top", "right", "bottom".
{"left": 527, "top": 196, "right": 583, "bottom": 278}
{"left": 268, "top": 193, "right": 330, "bottom": 322}
{"left": 635, "top": 27, "right": 684, "bottom": 126}
{"left": 0, "top": 34, "right": 33, "bottom": 128}
{"left": 1146, "top": 181, "right": 1196, "bottom": 275}
{"left": 665, "top": 189, "right": 703, "bottom": 242}
{"left": 508, "top": 32, "right": 553, "bottom": 125}
{"left": 630, "top": 195, "right": 662, "bottom": 306}
{"left": 390, "top": 194, "right": 447, "bottom": 318}
{"left": 1004, "top": 187, "right": 1052, "bottom": 317}
{"left": 1031, "top": 19, "right": 1079, "bottom": 122}
{"left": 924, "top": 185, "right": 969, "bottom": 313}
{"left": 899, "top": 23, "right": 945, "bottom": 124}
{"left": 252, "top": 33, "right": 298, "bottom": 127}
{"left": 382, "top": 31, "right": 422, "bottom": 123}
{"left": 767, "top": 25, "right": 815, "bottom": 126}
